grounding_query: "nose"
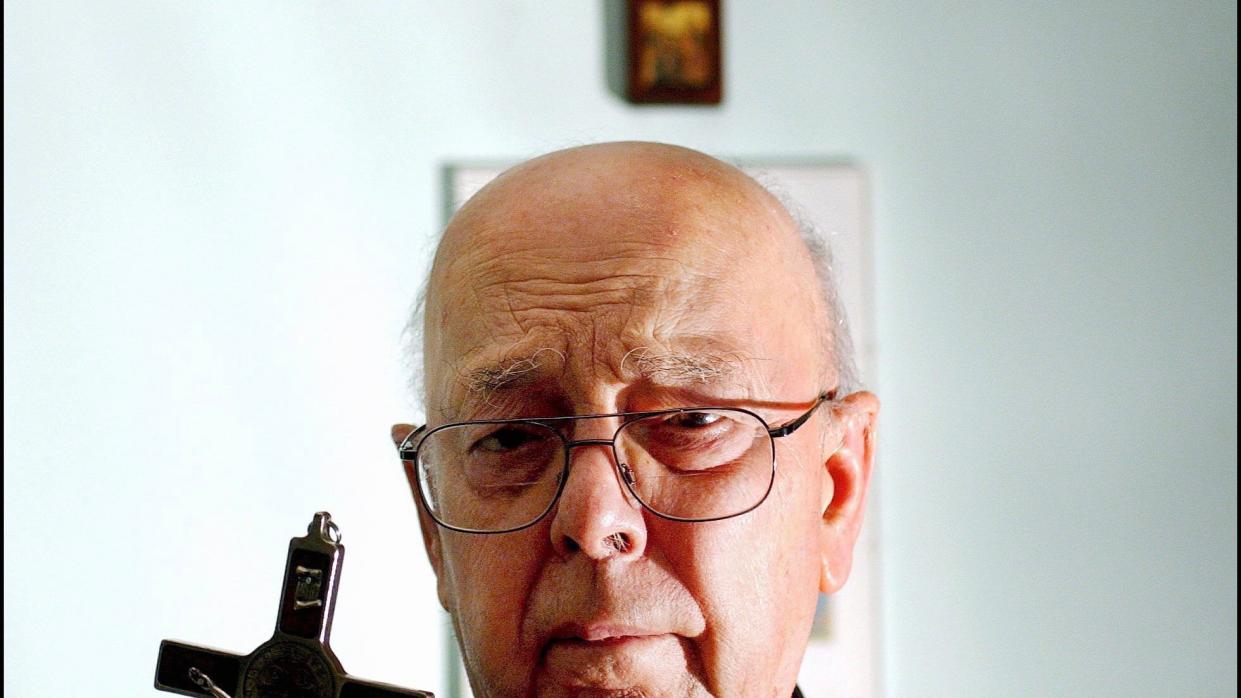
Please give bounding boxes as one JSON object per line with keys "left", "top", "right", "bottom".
{"left": 548, "top": 438, "right": 648, "bottom": 560}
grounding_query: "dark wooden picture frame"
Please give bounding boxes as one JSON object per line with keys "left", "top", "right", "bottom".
{"left": 626, "top": 0, "right": 722, "bottom": 104}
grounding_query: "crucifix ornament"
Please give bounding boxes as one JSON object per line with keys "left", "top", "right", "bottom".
{"left": 155, "top": 512, "right": 433, "bottom": 698}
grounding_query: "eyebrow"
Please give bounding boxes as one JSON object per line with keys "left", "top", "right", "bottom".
{"left": 460, "top": 348, "right": 742, "bottom": 401}
{"left": 463, "top": 354, "right": 552, "bottom": 395}
{"left": 622, "top": 348, "right": 741, "bottom": 385}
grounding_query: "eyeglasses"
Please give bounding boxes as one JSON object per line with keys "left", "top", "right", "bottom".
{"left": 396, "top": 392, "right": 835, "bottom": 534}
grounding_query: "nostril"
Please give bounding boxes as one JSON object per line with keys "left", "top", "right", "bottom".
{"left": 605, "top": 532, "right": 630, "bottom": 553}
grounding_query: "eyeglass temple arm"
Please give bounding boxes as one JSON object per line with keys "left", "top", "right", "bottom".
{"left": 767, "top": 391, "right": 835, "bottom": 438}
{"left": 396, "top": 425, "right": 426, "bottom": 460}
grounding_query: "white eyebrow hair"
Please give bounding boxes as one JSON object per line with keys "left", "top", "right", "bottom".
{"left": 620, "top": 347, "right": 741, "bottom": 385}
{"left": 461, "top": 348, "right": 565, "bottom": 395}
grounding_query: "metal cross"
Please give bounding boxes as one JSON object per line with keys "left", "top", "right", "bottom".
{"left": 155, "top": 512, "right": 434, "bottom": 698}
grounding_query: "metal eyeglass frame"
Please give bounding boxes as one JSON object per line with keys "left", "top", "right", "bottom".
{"left": 397, "top": 391, "right": 837, "bottom": 534}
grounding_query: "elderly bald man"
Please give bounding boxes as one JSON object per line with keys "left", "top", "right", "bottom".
{"left": 393, "top": 142, "right": 879, "bottom": 698}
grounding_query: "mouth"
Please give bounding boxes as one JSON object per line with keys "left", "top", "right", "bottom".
{"left": 542, "top": 622, "right": 675, "bottom": 667}
{"left": 549, "top": 624, "right": 664, "bottom": 644}
{"left": 541, "top": 631, "right": 676, "bottom": 687}
{"left": 545, "top": 633, "right": 666, "bottom": 658}
{"left": 536, "top": 620, "right": 696, "bottom": 690}
{"left": 560, "top": 635, "right": 645, "bottom": 647}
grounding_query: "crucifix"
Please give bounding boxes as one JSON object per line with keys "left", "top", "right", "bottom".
{"left": 155, "top": 512, "right": 434, "bottom": 698}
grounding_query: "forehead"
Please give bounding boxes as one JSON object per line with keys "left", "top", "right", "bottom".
{"left": 430, "top": 229, "right": 761, "bottom": 401}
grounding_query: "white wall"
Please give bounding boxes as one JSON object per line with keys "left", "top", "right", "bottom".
{"left": 4, "top": 2, "right": 1235, "bottom": 696}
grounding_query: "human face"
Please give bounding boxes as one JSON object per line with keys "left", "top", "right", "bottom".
{"left": 397, "top": 144, "right": 876, "bottom": 697}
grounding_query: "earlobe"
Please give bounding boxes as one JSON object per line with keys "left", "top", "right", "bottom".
{"left": 817, "top": 392, "right": 879, "bottom": 594}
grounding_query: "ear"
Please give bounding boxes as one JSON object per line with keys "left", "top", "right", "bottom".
{"left": 817, "top": 391, "right": 879, "bottom": 594}
{"left": 391, "top": 424, "right": 450, "bottom": 612}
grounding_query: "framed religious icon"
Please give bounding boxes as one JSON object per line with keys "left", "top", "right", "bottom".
{"left": 626, "top": 0, "right": 722, "bottom": 104}
{"left": 445, "top": 160, "right": 879, "bottom": 697}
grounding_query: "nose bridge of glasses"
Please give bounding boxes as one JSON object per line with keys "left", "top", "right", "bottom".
{"left": 562, "top": 436, "right": 635, "bottom": 484}
{"left": 558, "top": 422, "right": 643, "bottom": 497}
{"left": 547, "top": 411, "right": 623, "bottom": 452}
{"left": 562, "top": 431, "right": 622, "bottom": 473}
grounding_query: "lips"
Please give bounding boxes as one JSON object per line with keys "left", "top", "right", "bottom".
{"left": 541, "top": 626, "right": 680, "bottom": 688}
{"left": 542, "top": 621, "right": 676, "bottom": 672}
{"left": 548, "top": 622, "right": 664, "bottom": 643}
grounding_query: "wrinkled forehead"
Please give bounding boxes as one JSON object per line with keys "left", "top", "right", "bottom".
{"left": 445, "top": 253, "right": 731, "bottom": 332}
{"left": 427, "top": 218, "right": 765, "bottom": 400}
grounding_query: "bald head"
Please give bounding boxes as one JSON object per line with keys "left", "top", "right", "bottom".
{"left": 446, "top": 142, "right": 786, "bottom": 240}
{"left": 421, "top": 142, "right": 844, "bottom": 413}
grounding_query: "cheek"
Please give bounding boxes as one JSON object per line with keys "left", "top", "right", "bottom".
{"left": 671, "top": 509, "right": 820, "bottom": 614}
{"left": 441, "top": 530, "right": 548, "bottom": 682}
{"left": 654, "top": 466, "right": 823, "bottom": 686}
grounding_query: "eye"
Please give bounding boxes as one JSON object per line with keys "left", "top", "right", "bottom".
{"left": 473, "top": 426, "right": 546, "bottom": 453}
{"left": 622, "top": 409, "right": 757, "bottom": 473}
{"left": 668, "top": 411, "right": 723, "bottom": 429}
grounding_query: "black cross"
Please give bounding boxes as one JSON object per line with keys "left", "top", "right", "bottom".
{"left": 155, "top": 512, "right": 434, "bottom": 698}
